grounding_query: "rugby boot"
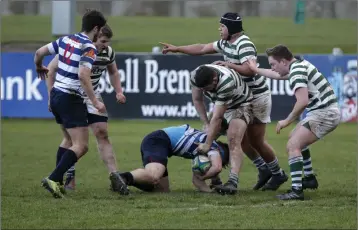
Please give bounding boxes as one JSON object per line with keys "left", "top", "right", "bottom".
{"left": 276, "top": 189, "right": 304, "bottom": 201}
{"left": 41, "top": 178, "right": 64, "bottom": 199}
{"left": 214, "top": 181, "right": 237, "bottom": 195}
{"left": 253, "top": 166, "right": 272, "bottom": 190}
{"left": 262, "top": 170, "right": 288, "bottom": 191}
{"left": 109, "top": 171, "right": 130, "bottom": 195}
{"left": 302, "top": 175, "right": 318, "bottom": 190}
{"left": 209, "top": 177, "right": 223, "bottom": 189}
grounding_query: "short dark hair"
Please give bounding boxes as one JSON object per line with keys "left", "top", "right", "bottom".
{"left": 81, "top": 9, "right": 107, "bottom": 33}
{"left": 100, "top": 24, "right": 113, "bottom": 38}
{"left": 217, "top": 141, "right": 230, "bottom": 168}
{"left": 265, "top": 44, "right": 293, "bottom": 61}
{"left": 194, "top": 66, "right": 215, "bottom": 88}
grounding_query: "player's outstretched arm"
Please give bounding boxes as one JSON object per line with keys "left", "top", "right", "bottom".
{"left": 247, "top": 59, "right": 288, "bottom": 80}
{"left": 160, "top": 42, "right": 217, "bottom": 55}
{"left": 222, "top": 61, "right": 256, "bottom": 76}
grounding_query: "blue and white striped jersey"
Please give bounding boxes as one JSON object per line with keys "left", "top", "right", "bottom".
{"left": 162, "top": 124, "right": 224, "bottom": 159}
{"left": 47, "top": 33, "right": 97, "bottom": 97}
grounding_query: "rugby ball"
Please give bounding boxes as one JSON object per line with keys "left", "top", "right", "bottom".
{"left": 192, "top": 155, "right": 211, "bottom": 174}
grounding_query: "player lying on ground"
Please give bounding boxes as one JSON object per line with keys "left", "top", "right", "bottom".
{"left": 46, "top": 24, "right": 127, "bottom": 193}
{"left": 34, "top": 10, "right": 128, "bottom": 198}
{"left": 247, "top": 45, "right": 340, "bottom": 200}
{"left": 161, "top": 12, "right": 287, "bottom": 191}
{"left": 119, "top": 123, "right": 230, "bottom": 193}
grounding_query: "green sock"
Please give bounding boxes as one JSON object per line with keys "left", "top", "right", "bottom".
{"left": 288, "top": 156, "right": 303, "bottom": 190}
{"left": 302, "top": 147, "right": 314, "bottom": 177}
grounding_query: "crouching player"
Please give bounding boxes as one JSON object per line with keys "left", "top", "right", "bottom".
{"left": 120, "top": 123, "right": 230, "bottom": 193}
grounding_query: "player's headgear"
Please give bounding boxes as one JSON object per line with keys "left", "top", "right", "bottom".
{"left": 220, "top": 12, "right": 244, "bottom": 38}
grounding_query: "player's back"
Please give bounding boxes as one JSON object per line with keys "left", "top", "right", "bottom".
{"left": 162, "top": 124, "right": 221, "bottom": 159}
{"left": 52, "top": 33, "right": 96, "bottom": 96}
{"left": 194, "top": 64, "right": 252, "bottom": 109}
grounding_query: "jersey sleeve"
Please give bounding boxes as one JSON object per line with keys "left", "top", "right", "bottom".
{"left": 80, "top": 43, "right": 97, "bottom": 69}
{"left": 212, "top": 40, "right": 224, "bottom": 53}
{"left": 108, "top": 46, "right": 115, "bottom": 65}
{"left": 238, "top": 41, "right": 257, "bottom": 63}
{"left": 47, "top": 38, "right": 61, "bottom": 55}
{"left": 289, "top": 65, "right": 308, "bottom": 92}
{"left": 215, "top": 76, "right": 236, "bottom": 106}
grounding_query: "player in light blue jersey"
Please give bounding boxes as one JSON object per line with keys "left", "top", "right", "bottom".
{"left": 34, "top": 10, "right": 129, "bottom": 198}
{"left": 120, "top": 123, "right": 230, "bottom": 193}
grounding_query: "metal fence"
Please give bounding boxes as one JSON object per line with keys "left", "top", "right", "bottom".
{"left": 1, "top": 0, "right": 357, "bottom": 19}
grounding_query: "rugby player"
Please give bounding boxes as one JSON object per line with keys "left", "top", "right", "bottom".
{"left": 46, "top": 25, "right": 126, "bottom": 192}
{"left": 190, "top": 64, "right": 252, "bottom": 195}
{"left": 247, "top": 45, "right": 339, "bottom": 200}
{"left": 119, "top": 123, "right": 230, "bottom": 193}
{"left": 160, "top": 12, "right": 288, "bottom": 191}
{"left": 34, "top": 10, "right": 128, "bottom": 198}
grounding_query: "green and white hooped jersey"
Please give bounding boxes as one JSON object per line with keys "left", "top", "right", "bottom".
{"left": 190, "top": 64, "right": 252, "bottom": 110}
{"left": 213, "top": 34, "right": 270, "bottom": 98}
{"left": 91, "top": 46, "right": 115, "bottom": 92}
{"left": 289, "top": 59, "right": 338, "bottom": 112}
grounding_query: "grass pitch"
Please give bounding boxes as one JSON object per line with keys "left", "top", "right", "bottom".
{"left": 1, "top": 119, "right": 357, "bottom": 229}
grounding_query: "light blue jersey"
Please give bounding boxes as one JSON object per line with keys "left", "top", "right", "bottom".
{"left": 162, "top": 124, "right": 224, "bottom": 159}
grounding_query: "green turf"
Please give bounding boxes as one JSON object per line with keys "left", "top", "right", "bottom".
{"left": 1, "top": 119, "right": 357, "bottom": 229}
{"left": 1, "top": 15, "right": 356, "bottom": 53}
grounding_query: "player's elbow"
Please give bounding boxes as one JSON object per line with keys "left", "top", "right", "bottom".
{"left": 34, "top": 49, "right": 43, "bottom": 62}
{"left": 35, "top": 46, "right": 50, "bottom": 60}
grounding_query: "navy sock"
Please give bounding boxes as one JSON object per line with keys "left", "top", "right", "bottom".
{"left": 132, "top": 182, "right": 155, "bottom": 192}
{"left": 120, "top": 172, "right": 134, "bottom": 185}
{"left": 56, "top": 147, "right": 68, "bottom": 166}
{"left": 49, "top": 149, "right": 78, "bottom": 183}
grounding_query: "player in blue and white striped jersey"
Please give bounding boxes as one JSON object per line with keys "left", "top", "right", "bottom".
{"left": 46, "top": 25, "right": 126, "bottom": 193}
{"left": 119, "top": 123, "right": 230, "bottom": 193}
{"left": 34, "top": 10, "right": 129, "bottom": 198}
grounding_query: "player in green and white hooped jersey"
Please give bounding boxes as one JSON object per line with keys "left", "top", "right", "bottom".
{"left": 46, "top": 25, "right": 128, "bottom": 194}
{"left": 160, "top": 12, "right": 287, "bottom": 191}
{"left": 248, "top": 45, "right": 340, "bottom": 200}
{"left": 191, "top": 64, "right": 253, "bottom": 195}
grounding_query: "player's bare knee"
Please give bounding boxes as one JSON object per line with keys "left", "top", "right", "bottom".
{"left": 286, "top": 138, "right": 299, "bottom": 155}
{"left": 75, "top": 143, "right": 89, "bottom": 156}
{"left": 60, "top": 137, "right": 72, "bottom": 148}
{"left": 94, "top": 128, "right": 109, "bottom": 142}
{"left": 148, "top": 173, "right": 161, "bottom": 185}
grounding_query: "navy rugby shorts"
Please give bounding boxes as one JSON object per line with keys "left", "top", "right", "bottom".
{"left": 140, "top": 130, "right": 172, "bottom": 177}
